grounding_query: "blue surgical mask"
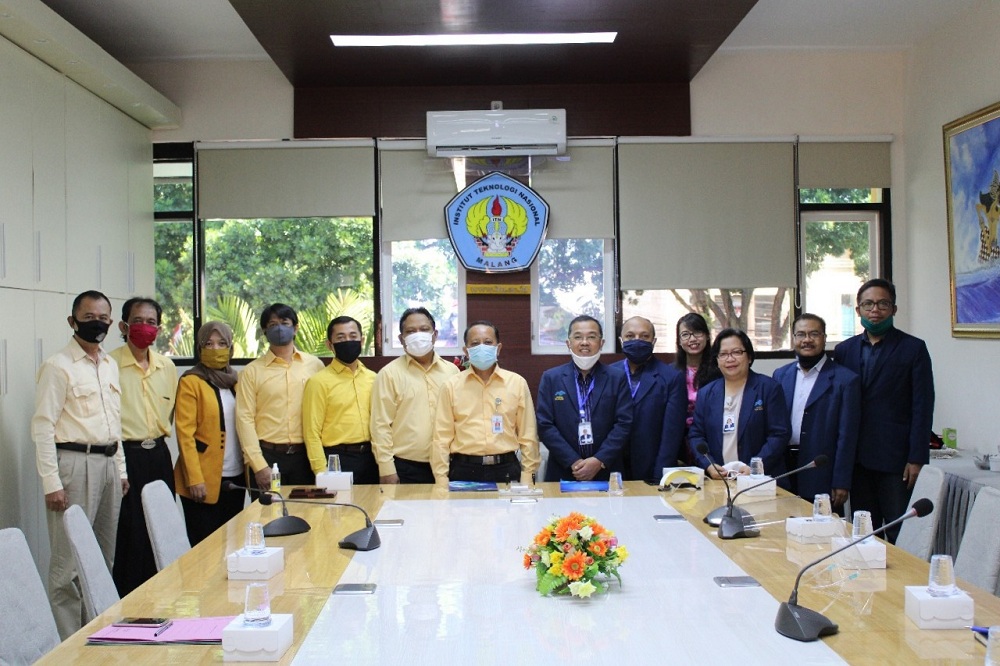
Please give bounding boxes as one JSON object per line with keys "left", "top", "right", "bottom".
{"left": 467, "top": 343, "right": 498, "bottom": 370}
{"left": 265, "top": 324, "right": 295, "bottom": 347}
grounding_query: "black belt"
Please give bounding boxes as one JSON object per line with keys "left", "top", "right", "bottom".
{"left": 324, "top": 442, "right": 371, "bottom": 453}
{"left": 260, "top": 441, "right": 305, "bottom": 454}
{"left": 450, "top": 452, "right": 518, "bottom": 466}
{"left": 123, "top": 436, "right": 166, "bottom": 450}
{"left": 55, "top": 442, "right": 118, "bottom": 457}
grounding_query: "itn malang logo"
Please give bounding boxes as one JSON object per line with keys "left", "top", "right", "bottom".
{"left": 444, "top": 172, "right": 549, "bottom": 273}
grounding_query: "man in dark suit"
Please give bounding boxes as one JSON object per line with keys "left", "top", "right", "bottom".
{"left": 774, "top": 313, "right": 861, "bottom": 513}
{"left": 537, "top": 315, "right": 633, "bottom": 481}
{"left": 618, "top": 316, "right": 687, "bottom": 481}
{"left": 834, "top": 279, "right": 935, "bottom": 543}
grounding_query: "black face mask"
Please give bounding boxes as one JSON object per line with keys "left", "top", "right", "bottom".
{"left": 333, "top": 340, "right": 362, "bottom": 364}
{"left": 797, "top": 353, "right": 824, "bottom": 370}
{"left": 74, "top": 318, "right": 110, "bottom": 343}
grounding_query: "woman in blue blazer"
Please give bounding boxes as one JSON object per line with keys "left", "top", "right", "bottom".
{"left": 690, "top": 329, "right": 791, "bottom": 485}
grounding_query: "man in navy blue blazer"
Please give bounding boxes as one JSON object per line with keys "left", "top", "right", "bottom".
{"left": 833, "top": 279, "right": 934, "bottom": 543}
{"left": 618, "top": 316, "right": 686, "bottom": 481}
{"left": 537, "top": 315, "right": 633, "bottom": 482}
{"left": 773, "top": 314, "right": 861, "bottom": 513}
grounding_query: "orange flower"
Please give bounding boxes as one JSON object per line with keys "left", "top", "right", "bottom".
{"left": 590, "top": 522, "right": 607, "bottom": 537}
{"left": 523, "top": 553, "right": 533, "bottom": 569}
{"left": 562, "top": 551, "right": 587, "bottom": 581}
{"left": 554, "top": 513, "right": 585, "bottom": 541}
{"left": 534, "top": 529, "right": 551, "bottom": 546}
{"left": 588, "top": 538, "right": 609, "bottom": 557}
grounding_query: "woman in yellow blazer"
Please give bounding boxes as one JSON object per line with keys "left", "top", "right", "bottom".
{"left": 173, "top": 322, "right": 245, "bottom": 545}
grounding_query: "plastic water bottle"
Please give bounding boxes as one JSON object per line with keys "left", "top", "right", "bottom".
{"left": 270, "top": 462, "right": 281, "bottom": 492}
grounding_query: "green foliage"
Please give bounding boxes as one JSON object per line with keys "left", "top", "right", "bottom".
{"left": 153, "top": 220, "right": 193, "bottom": 355}
{"left": 154, "top": 182, "right": 193, "bottom": 213}
{"left": 297, "top": 290, "right": 376, "bottom": 357}
{"left": 804, "top": 220, "right": 870, "bottom": 279}
{"left": 390, "top": 240, "right": 460, "bottom": 344}
{"left": 206, "top": 295, "right": 261, "bottom": 358}
{"left": 799, "top": 188, "right": 873, "bottom": 204}
{"left": 537, "top": 238, "right": 604, "bottom": 342}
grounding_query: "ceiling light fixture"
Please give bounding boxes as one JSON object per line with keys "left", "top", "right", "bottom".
{"left": 330, "top": 32, "right": 617, "bottom": 47}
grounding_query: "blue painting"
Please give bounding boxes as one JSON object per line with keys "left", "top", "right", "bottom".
{"left": 945, "top": 101, "right": 1000, "bottom": 337}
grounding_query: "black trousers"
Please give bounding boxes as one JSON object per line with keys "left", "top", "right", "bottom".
{"left": 180, "top": 474, "right": 246, "bottom": 546}
{"left": 448, "top": 457, "right": 521, "bottom": 484}
{"left": 261, "top": 447, "right": 314, "bottom": 486}
{"left": 850, "top": 464, "right": 913, "bottom": 544}
{"left": 112, "top": 442, "right": 174, "bottom": 596}
{"left": 394, "top": 457, "right": 435, "bottom": 484}
{"left": 325, "top": 445, "right": 379, "bottom": 485}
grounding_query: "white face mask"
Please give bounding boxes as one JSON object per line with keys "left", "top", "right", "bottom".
{"left": 403, "top": 331, "right": 434, "bottom": 357}
{"left": 571, "top": 351, "right": 601, "bottom": 372}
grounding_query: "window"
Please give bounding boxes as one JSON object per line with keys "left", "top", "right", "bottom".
{"left": 153, "top": 148, "right": 194, "bottom": 356}
{"left": 203, "top": 217, "right": 374, "bottom": 358}
{"left": 532, "top": 238, "right": 614, "bottom": 353}
{"left": 799, "top": 188, "right": 888, "bottom": 345}
{"left": 381, "top": 239, "right": 465, "bottom": 355}
{"left": 622, "top": 288, "right": 793, "bottom": 353}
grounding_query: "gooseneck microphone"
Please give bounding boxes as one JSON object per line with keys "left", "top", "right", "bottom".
{"left": 221, "top": 481, "right": 311, "bottom": 537}
{"left": 718, "top": 455, "right": 829, "bottom": 540}
{"left": 275, "top": 497, "right": 381, "bottom": 551}
{"left": 775, "top": 498, "right": 934, "bottom": 642}
{"left": 698, "top": 443, "right": 750, "bottom": 529}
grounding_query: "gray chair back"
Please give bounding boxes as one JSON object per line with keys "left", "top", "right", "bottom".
{"left": 141, "top": 480, "right": 191, "bottom": 570}
{"left": 955, "top": 486, "right": 1000, "bottom": 595}
{"left": 895, "top": 465, "right": 946, "bottom": 561}
{"left": 63, "top": 504, "right": 120, "bottom": 620}
{"left": 0, "top": 528, "right": 60, "bottom": 663}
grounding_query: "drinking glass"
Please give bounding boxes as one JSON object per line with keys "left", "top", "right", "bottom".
{"left": 986, "top": 626, "right": 1000, "bottom": 665}
{"left": 243, "top": 583, "right": 272, "bottom": 627}
{"left": 812, "top": 494, "right": 832, "bottom": 522}
{"left": 608, "top": 472, "right": 624, "bottom": 496}
{"left": 851, "top": 510, "right": 873, "bottom": 538}
{"left": 244, "top": 522, "right": 266, "bottom": 555}
{"left": 328, "top": 454, "right": 341, "bottom": 473}
{"left": 927, "top": 554, "right": 957, "bottom": 597}
{"left": 749, "top": 456, "right": 764, "bottom": 476}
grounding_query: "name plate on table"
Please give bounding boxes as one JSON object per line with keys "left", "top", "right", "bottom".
{"left": 447, "top": 481, "right": 498, "bottom": 492}
{"left": 559, "top": 480, "right": 609, "bottom": 493}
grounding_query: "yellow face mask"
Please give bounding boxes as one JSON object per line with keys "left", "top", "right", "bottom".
{"left": 200, "top": 347, "right": 230, "bottom": 369}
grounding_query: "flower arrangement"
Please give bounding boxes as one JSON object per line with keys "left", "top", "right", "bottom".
{"left": 522, "top": 512, "right": 628, "bottom": 598}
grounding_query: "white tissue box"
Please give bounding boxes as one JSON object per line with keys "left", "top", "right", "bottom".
{"left": 315, "top": 470, "right": 353, "bottom": 491}
{"left": 223, "top": 613, "right": 293, "bottom": 662}
{"left": 904, "top": 586, "right": 974, "bottom": 629}
{"left": 831, "top": 537, "right": 886, "bottom": 569}
{"left": 785, "top": 516, "right": 846, "bottom": 543}
{"left": 736, "top": 475, "right": 776, "bottom": 497}
{"left": 226, "top": 547, "right": 284, "bottom": 580}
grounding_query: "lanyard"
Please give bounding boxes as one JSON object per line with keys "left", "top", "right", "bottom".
{"left": 622, "top": 359, "right": 640, "bottom": 398}
{"left": 576, "top": 372, "right": 594, "bottom": 422}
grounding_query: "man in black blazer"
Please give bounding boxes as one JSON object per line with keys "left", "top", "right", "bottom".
{"left": 774, "top": 314, "right": 861, "bottom": 514}
{"left": 833, "top": 279, "right": 935, "bottom": 543}
{"left": 536, "top": 315, "right": 633, "bottom": 481}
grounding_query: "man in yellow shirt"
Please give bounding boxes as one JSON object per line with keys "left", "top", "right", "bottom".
{"left": 236, "top": 303, "right": 324, "bottom": 488}
{"left": 303, "top": 316, "right": 378, "bottom": 483}
{"left": 31, "top": 290, "right": 129, "bottom": 639}
{"left": 109, "top": 297, "right": 177, "bottom": 596}
{"left": 371, "top": 308, "right": 459, "bottom": 484}
{"left": 432, "top": 320, "right": 539, "bottom": 485}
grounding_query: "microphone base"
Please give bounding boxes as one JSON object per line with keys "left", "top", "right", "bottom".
{"left": 705, "top": 505, "right": 751, "bottom": 529}
{"left": 774, "top": 602, "right": 839, "bottom": 642}
{"left": 339, "top": 525, "right": 381, "bottom": 551}
{"left": 262, "top": 515, "right": 311, "bottom": 537}
{"left": 718, "top": 513, "right": 760, "bottom": 539}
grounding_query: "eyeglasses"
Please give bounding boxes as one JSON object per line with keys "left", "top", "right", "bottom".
{"left": 858, "top": 299, "right": 893, "bottom": 312}
{"left": 569, "top": 334, "right": 601, "bottom": 343}
{"left": 792, "top": 331, "right": 825, "bottom": 341}
{"left": 717, "top": 349, "right": 746, "bottom": 361}
{"left": 679, "top": 331, "right": 706, "bottom": 341}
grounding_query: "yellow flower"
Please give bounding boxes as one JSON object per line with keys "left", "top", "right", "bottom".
{"left": 568, "top": 580, "right": 597, "bottom": 598}
{"left": 548, "top": 551, "right": 564, "bottom": 576}
{"left": 614, "top": 545, "right": 629, "bottom": 564}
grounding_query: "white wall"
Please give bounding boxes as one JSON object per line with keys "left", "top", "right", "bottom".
{"left": 128, "top": 59, "right": 294, "bottom": 142}
{"left": 903, "top": 0, "right": 1000, "bottom": 453}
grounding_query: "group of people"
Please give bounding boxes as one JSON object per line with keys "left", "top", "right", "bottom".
{"left": 31, "top": 277, "right": 934, "bottom": 640}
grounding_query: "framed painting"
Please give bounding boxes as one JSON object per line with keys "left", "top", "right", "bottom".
{"left": 944, "top": 100, "right": 1000, "bottom": 337}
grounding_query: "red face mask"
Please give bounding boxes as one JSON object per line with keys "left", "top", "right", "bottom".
{"left": 127, "top": 323, "right": 159, "bottom": 349}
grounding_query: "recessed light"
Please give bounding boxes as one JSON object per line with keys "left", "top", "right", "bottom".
{"left": 330, "top": 32, "right": 617, "bottom": 47}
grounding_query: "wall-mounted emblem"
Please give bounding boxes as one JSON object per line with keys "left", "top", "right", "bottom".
{"left": 444, "top": 171, "right": 549, "bottom": 273}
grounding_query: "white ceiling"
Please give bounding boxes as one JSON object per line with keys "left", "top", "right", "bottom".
{"left": 39, "top": 0, "right": 976, "bottom": 66}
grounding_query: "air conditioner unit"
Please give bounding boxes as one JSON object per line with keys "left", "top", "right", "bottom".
{"left": 426, "top": 109, "right": 566, "bottom": 157}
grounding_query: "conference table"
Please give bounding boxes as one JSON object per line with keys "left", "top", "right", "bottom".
{"left": 38, "top": 481, "right": 1000, "bottom": 665}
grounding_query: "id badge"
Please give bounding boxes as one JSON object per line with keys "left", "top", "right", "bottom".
{"left": 491, "top": 414, "right": 504, "bottom": 434}
{"left": 722, "top": 416, "right": 736, "bottom": 434}
{"left": 578, "top": 421, "right": 594, "bottom": 446}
